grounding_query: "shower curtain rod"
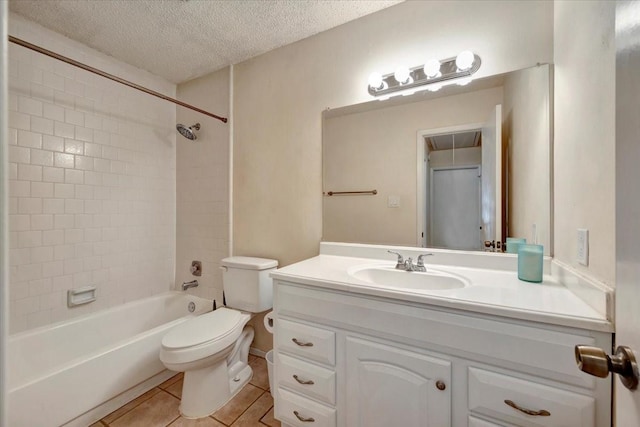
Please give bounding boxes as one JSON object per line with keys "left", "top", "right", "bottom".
{"left": 8, "top": 36, "right": 228, "bottom": 124}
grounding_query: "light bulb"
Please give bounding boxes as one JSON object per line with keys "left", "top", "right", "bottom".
{"left": 368, "top": 72, "right": 385, "bottom": 90}
{"left": 456, "top": 50, "right": 475, "bottom": 71}
{"left": 423, "top": 59, "right": 441, "bottom": 78}
{"left": 394, "top": 67, "right": 412, "bottom": 85}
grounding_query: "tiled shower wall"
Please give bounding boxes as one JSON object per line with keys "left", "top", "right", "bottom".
{"left": 7, "top": 14, "right": 177, "bottom": 333}
{"left": 175, "top": 69, "right": 230, "bottom": 305}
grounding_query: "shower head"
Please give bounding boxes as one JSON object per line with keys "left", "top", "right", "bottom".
{"left": 176, "top": 123, "right": 200, "bottom": 140}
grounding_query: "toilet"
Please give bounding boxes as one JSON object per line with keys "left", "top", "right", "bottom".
{"left": 160, "top": 256, "right": 278, "bottom": 418}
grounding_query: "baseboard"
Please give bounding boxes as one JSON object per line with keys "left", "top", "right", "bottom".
{"left": 249, "top": 347, "right": 268, "bottom": 358}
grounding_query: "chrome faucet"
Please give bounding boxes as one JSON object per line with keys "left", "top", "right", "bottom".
{"left": 182, "top": 280, "right": 199, "bottom": 291}
{"left": 388, "top": 250, "right": 405, "bottom": 269}
{"left": 404, "top": 257, "right": 416, "bottom": 271}
{"left": 388, "top": 250, "right": 433, "bottom": 272}
{"left": 413, "top": 253, "right": 433, "bottom": 272}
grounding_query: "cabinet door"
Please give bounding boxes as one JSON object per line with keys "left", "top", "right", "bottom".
{"left": 345, "top": 337, "right": 451, "bottom": 427}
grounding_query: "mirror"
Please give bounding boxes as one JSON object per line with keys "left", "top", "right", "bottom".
{"left": 322, "top": 64, "right": 551, "bottom": 254}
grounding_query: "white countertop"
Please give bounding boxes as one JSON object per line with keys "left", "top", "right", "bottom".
{"left": 271, "top": 251, "right": 613, "bottom": 333}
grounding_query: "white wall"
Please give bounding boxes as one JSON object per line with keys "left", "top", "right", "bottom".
{"left": 554, "top": 1, "right": 615, "bottom": 286}
{"left": 233, "top": 0, "right": 553, "bottom": 269}
{"left": 323, "top": 87, "right": 501, "bottom": 246}
{"left": 503, "top": 65, "right": 552, "bottom": 253}
{"left": 176, "top": 68, "right": 230, "bottom": 304}
{"left": 7, "top": 14, "right": 177, "bottom": 333}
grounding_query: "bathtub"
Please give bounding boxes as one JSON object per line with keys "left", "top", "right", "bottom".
{"left": 8, "top": 291, "right": 213, "bottom": 427}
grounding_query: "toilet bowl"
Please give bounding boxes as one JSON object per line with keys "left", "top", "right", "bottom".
{"left": 160, "top": 256, "right": 278, "bottom": 418}
{"left": 160, "top": 307, "right": 254, "bottom": 418}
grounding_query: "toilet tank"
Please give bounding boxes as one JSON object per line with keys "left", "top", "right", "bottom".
{"left": 221, "top": 256, "right": 278, "bottom": 312}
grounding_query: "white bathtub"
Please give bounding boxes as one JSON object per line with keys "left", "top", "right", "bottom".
{"left": 8, "top": 291, "right": 212, "bottom": 427}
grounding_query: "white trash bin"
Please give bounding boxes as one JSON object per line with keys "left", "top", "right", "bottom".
{"left": 266, "top": 350, "right": 274, "bottom": 392}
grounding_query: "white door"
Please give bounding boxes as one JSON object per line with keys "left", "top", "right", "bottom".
{"left": 430, "top": 166, "right": 481, "bottom": 250}
{"left": 481, "top": 105, "right": 502, "bottom": 246}
{"left": 614, "top": 1, "right": 640, "bottom": 424}
{"left": 345, "top": 336, "right": 451, "bottom": 427}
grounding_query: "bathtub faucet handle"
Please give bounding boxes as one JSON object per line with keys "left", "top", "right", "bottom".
{"left": 182, "top": 280, "right": 199, "bottom": 291}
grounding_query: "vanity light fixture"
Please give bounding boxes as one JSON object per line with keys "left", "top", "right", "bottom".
{"left": 368, "top": 72, "right": 387, "bottom": 91}
{"left": 394, "top": 66, "right": 413, "bottom": 85}
{"left": 368, "top": 51, "right": 481, "bottom": 97}
{"left": 455, "top": 50, "right": 475, "bottom": 71}
{"left": 423, "top": 59, "right": 442, "bottom": 79}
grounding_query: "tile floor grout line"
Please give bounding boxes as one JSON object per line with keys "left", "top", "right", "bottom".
{"left": 100, "top": 387, "right": 162, "bottom": 425}
{"left": 220, "top": 389, "right": 267, "bottom": 427}
{"left": 165, "top": 387, "right": 182, "bottom": 400}
{"left": 258, "top": 405, "right": 276, "bottom": 427}
{"left": 164, "top": 413, "right": 182, "bottom": 427}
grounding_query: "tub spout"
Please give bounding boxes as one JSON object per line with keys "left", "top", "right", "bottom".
{"left": 182, "top": 280, "right": 199, "bottom": 291}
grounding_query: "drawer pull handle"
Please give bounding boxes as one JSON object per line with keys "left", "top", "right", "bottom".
{"left": 293, "top": 410, "right": 315, "bottom": 422}
{"left": 504, "top": 400, "right": 551, "bottom": 417}
{"left": 293, "top": 374, "right": 315, "bottom": 385}
{"left": 292, "top": 338, "right": 314, "bottom": 347}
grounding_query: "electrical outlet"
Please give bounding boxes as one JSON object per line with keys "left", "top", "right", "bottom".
{"left": 388, "top": 195, "right": 400, "bottom": 208}
{"left": 577, "top": 229, "right": 589, "bottom": 266}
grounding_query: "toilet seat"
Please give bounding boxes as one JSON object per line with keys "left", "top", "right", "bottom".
{"left": 160, "top": 308, "right": 250, "bottom": 365}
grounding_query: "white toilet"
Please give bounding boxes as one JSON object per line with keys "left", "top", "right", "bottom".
{"left": 160, "top": 256, "right": 278, "bottom": 418}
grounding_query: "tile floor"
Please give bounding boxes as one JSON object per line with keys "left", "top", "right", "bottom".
{"left": 91, "top": 355, "right": 280, "bottom": 427}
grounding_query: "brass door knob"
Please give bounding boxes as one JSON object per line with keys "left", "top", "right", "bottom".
{"left": 575, "top": 345, "right": 639, "bottom": 390}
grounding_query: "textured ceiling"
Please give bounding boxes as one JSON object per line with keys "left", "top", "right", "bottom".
{"left": 9, "top": 0, "right": 402, "bottom": 84}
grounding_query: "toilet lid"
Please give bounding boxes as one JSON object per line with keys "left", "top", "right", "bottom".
{"left": 162, "top": 308, "right": 246, "bottom": 350}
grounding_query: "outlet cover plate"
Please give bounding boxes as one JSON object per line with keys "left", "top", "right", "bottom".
{"left": 577, "top": 229, "right": 589, "bottom": 266}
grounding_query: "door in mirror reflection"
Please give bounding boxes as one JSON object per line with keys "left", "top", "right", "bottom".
{"left": 421, "top": 104, "right": 502, "bottom": 250}
{"left": 431, "top": 166, "right": 481, "bottom": 250}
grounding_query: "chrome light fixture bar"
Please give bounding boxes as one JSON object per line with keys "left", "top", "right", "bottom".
{"left": 368, "top": 51, "right": 482, "bottom": 97}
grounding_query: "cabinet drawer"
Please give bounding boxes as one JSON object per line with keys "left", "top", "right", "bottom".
{"left": 469, "top": 417, "right": 504, "bottom": 427}
{"left": 469, "top": 416, "right": 510, "bottom": 427}
{"left": 276, "top": 388, "right": 336, "bottom": 427}
{"left": 276, "top": 318, "right": 336, "bottom": 366}
{"left": 468, "top": 368, "right": 595, "bottom": 427}
{"left": 276, "top": 352, "right": 336, "bottom": 405}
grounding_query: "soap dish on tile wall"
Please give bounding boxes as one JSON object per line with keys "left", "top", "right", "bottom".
{"left": 67, "top": 286, "right": 96, "bottom": 307}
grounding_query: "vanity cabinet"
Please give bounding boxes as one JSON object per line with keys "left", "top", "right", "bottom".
{"left": 272, "top": 280, "right": 612, "bottom": 427}
{"left": 345, "top": 336, "right": 451, "bottom": 426}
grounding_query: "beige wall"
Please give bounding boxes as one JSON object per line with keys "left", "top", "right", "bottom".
{"left": 554, "top": 1, "right": 615, "bottom": 286}
{"left": 503, "top": 65, "right": 552, "bottom": 254}
{"left": 233, "top": 1, "right": 552, "bottom": 352}
{"left": 323, "top": 87, "right": 501, "bottom": 246}
{"left": 233, "top": 0, "right": 553, "bottom": 270}
{"left": 176, "top": 68, "right": 230, "bottom": 304}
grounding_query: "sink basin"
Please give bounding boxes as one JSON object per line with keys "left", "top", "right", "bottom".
{"left": 348, "top": 265, "right": 468, "bottom": 291}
